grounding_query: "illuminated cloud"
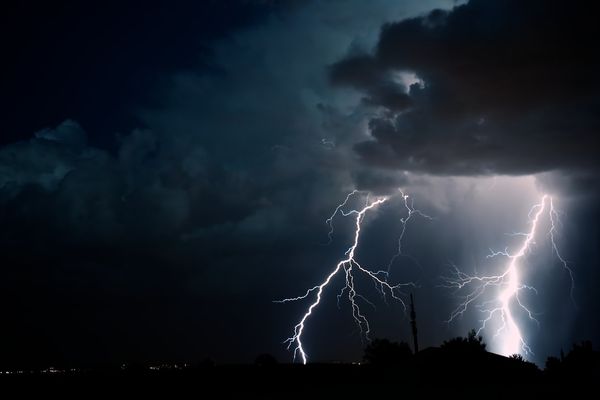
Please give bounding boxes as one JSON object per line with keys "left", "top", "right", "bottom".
{"left": 331, "top": 0, "right": 600, "bottom": 183}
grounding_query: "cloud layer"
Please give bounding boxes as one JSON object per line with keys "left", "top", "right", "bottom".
{"left": 331, "top": 0, "right": 600, "bottom": 177}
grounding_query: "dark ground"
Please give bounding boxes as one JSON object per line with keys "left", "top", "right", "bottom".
{"left": 2, "top": 350, "right": 599, "bottom": 398}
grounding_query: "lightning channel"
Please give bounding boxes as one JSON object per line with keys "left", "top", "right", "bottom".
{"left": 442, "top": 195, "right": 574, "bottom": 357}
{"left": 277, "top": 191, "right": 423, "bottom": 364}
{"left": 387, "top": 191, "right": 433, "bottom": 274}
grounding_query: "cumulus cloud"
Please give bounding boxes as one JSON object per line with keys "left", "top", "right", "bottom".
{"left": 331, "top": 0, "right": 600, "bottom": 179}
{"left": 1, "top": 0, "right": 452, "bottom": 284}
{"left": 0, "top": 120, "right": 263, "bottom": 247}
{"left": 0, "top": 120, "right": 86, "bottom": 191}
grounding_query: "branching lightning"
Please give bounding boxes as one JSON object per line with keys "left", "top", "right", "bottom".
{"left": 442, "top": 195, "right": 574, "bottom": 357}
{"left": 276, "top": 190, "right": 429, "bottom": 364}
{"left": 387, "top": 193, "right": 433, "bottom": 274}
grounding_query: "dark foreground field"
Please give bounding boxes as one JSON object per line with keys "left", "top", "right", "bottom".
{"left": 2, "top": 350, "right": 599, "bottom": 398}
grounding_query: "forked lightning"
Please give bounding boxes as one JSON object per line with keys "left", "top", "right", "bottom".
{"left": 442, "top": 195, "right": 574, "bottom": 356}
{"left": 276, "top": 190, "right": 429, "bottom": 364}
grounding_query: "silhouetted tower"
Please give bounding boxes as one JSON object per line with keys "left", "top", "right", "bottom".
{"left": 409, "top": 293, "right": 419, "bottom": 353}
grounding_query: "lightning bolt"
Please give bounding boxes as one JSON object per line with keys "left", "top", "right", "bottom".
{"left": 277, "top": 190, "right": 426, "bottom": 364}
{"left": 387, "top": 193, "right": 433, "bottom": 274}
{"left": 324, "top": 189, "right": 358, "bottom": 245}
{"left": 442, "top": 195, "right": 574, "bottom": 357}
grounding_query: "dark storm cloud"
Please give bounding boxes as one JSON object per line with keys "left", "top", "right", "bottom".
{"left": 351, "top": 167, "right": 409, "bottom": 195}
{"left": 330, "top": 55, "right": 412, "bottom": 111}
{"left": 0, "top": 0, "right": 292, "bottom": 147}
{"left": 331, "top": 0, "right": 600, "bottom": 177}
{"left": 0, "top": 120, "right": 265, "bottom": 245}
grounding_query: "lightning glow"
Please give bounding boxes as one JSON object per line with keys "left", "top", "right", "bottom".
{"left": 277, "top": 190, "right": 428, "bottom": 364}
{"left": 442, "top": 195, "right": 574, "bottom": 357}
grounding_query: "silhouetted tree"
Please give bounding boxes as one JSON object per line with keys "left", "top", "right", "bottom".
{"left": 440, "top": 329, "right": 487, "bottom": 354}
{"left": 562, "top": 341, "right": 599, "bottom": 374}
{"left": 363, "top": 339, "right": 412, "bottom": 366}
{"left": 254, "top": 353, "right": 278, "bottom": 366}
{"left": 545, "top": 340, "right": 599, "bottom": 379}
{"left": 509, "top": 353, "right": 538, "bottom": 373}
{"left": 544, "top": 356, "right": 562, "bottom": 375}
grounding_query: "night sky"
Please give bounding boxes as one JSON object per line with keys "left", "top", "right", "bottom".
{"left": 1, "top": 0, "right": 599, "bottom": 368}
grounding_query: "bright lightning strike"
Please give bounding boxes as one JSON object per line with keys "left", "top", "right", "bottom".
{"left": 276, "top": 190, "right": 428, "bottom": 364}
{"left": 442, "top": 195, "right": 574, "bottom": 357}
